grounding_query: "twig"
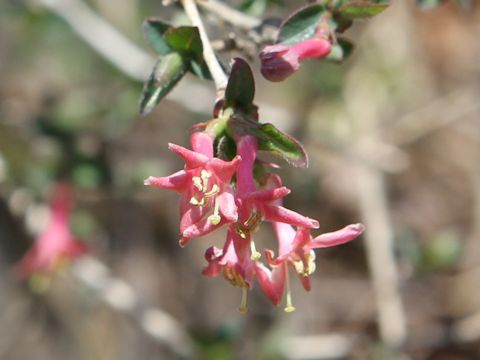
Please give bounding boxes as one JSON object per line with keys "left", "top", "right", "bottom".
{"left": 355, "top": 164, "right": 407, "bottom": 347}
{"left": 197, "top": 0, "right": 262, "bottom": 30}
{"left": 181, "top": 0, "right": 228, "bottom": 91}
{"left": 31, "top": 0, "right": 154, "bottom": 81}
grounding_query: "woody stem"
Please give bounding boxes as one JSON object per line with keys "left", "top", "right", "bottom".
{"left": 181, "top": 0, "right": 228, "bottom": 91}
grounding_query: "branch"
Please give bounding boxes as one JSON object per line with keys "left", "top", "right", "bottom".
{"left": 31, "top": 0, "right": 154, "bottom": 81}
{"left": 181, "top": 0, "right": 229, "bottom": 91}
{"left": 197, "top": 0, "right": 262, "bottom": 30}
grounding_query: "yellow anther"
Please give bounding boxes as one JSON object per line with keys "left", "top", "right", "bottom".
{"left": 293, "top": 250, "right": 316, "bottom": 276}
{"left": 208, "top": 214, "right": 221, "bottom": 225}
{"left": 204, "top": 184, "right": 219, "bottom": 197}
{"left": 207, "top": 196, "right": 221, "bottom": 225}
{"left": 192, "top": 176, "right": 203, "bottom": 191}
{"left": 189, "top": 196, "right": 205, "bottom": 206}
{"left": 200, "top": 170, "right": 212, "bottom": 192}
{"left": 250, "top": 241, "right": 261, "bottom": 261}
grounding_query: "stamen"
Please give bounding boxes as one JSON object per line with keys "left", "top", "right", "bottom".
{"left": 192, "top": 176, "right": 203, "bottom": 191}
{"left": 250, "top": 241, "right": 261, "bottom": 261}
{"left": 200, "top": 170, "right": 211, "bottom": 192}
{"left": 207, "top": 196, "right": 221, "bottom": 225}
{"left": 284, "top": 266, "right": 296, "bottom": 313}
{"left": 239, "top": 287, "right": 249, "bottom": 313}
{"left": 204, "top": 184, "right": 219, "bottom": 197}
{"left": 189, "top": 196, "right": 206, "bottom": 206}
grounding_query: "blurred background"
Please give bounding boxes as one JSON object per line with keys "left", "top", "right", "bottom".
{"left": 1, "top": 0, "right": 480, "bottom": 359}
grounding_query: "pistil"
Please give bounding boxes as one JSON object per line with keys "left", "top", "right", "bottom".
{"left": 284, "top": 266, "right": 296, "bottom": 313}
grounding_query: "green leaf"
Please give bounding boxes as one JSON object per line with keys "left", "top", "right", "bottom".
{"left": 189, "top": 58, "right": 211, "bottom": 79}
{"left": 143, "top": 18, "right": 172, "bottom": 55}
{"left": 139, "top": 53, "right": 187, "bottom": 115}
{"left": 326, "top": 37, "right": 354, "bottom": 62}
{"left": 337, "top": 1, "right": 389, "bottom": 18}
{"left": 415, "top": 0, "right": 443, "bottom": 8}
{"left": 165, "top": 26, "right": 203, "bottom": 59}
{"left": 224, "top": 58, "right": 255, "bottom": 111}
{"left": 277, "top": 4, "right": 327, "bottom": 46}
{"left": 256, "top": 123, "right": 308, "bottom": 167}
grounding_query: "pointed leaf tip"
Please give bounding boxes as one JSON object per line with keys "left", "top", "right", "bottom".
{"left": 139, "top": 53, "right": 187, "bottom": 115}
{"left": 224, "top": 58, "right": 255, "bottom": 112}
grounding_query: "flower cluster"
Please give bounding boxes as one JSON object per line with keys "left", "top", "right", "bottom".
{"left": 145, "top": 130, "right": 364, "bottom": 312}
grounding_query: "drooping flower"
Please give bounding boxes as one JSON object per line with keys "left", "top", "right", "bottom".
{"left": 203, "top": 226, "right": 257, "bottom": 312}
{"left": 17, "top": 183, "right": 88, "bottom": 278}
{"left": 235, "top": 136, "right": 319, "bottom": 238}
{"left": 260, "top": 30, "right": 332, "bottom": 82}
{"left": 262, "top": 222, "right": 365, "bottom": 311}
{"left": 145, "top": 132, "right": 241, "bottom": 246}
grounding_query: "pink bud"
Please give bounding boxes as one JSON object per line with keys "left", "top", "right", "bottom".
{"left": 260, "top": 38, "right": 332, "bottom": 82}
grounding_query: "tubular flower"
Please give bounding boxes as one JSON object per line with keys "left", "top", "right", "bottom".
{"left": 235, "top": 135, "right": 319, "bottom": 236}
{"left": 145, "top": 132, "right": 241, "bottom": 246}
{"left": 263, "top": 222, "right": 365, "bottom": 311}
{"left": 17, "top": 183, "right": 88, "bottom": 278}
{"left": 260, "top": 30, "right": 332, "bottom": 82}
{"left": 203, "top": 227, "right": 257, "bottom": 312}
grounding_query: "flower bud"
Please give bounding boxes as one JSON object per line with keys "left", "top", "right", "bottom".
{"left": 260, "top": 37, "right": 332, "bottom": 82}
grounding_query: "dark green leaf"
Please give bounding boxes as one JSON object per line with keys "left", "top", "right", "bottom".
{"left": 326, "top": 37, "right": 354, "bottom": 62}
{"left": 256, "top": 123, "right": 308, "bottom": 167}
{"left": 337, "top": 1, "right": 389, "bottom": 18}
{"left": 143, "top": 18, "right": 172, "bottom": 55}
{"left": 165, "top": 26, "right": 203, "bottom": 59}
{"left": 278, "top": 4, "right": 327, "bottom": 46}
{"left": 224, "top": 58, "right": 255, "bottom": 111}
{"left": 189, "top": 59, "right": 211, "bottom": 79}
{"left": 139, "top": 53, "right": 187, "bottom": 115}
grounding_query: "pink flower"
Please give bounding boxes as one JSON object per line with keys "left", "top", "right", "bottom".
{"left": 235, "top": 136, "right": 319, "bottom": 235}
{"left": 260, "top": 34, "right": 332, "bottom": 82}
{"left": 203, "top": 227, "right": 256, "bottom": 312}
{"left": 261, "top": 222, "right": 365, "bottom": 311}
{"left": 17, "top": 183, "right": 88, "bottom": 278}
{"left": 145, "top": 132, "right": 241, "bottom": 246}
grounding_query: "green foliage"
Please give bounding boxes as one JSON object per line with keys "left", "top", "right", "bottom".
{"left": 327, "top": 37, "right": 355, "bottom": 62}
{"left": 143, "top": 18, "right": 171, "bottom": 55}
{"left": 277, "top": 4, "right": 327, "bottom": 46}
{"left": 337, "top": 1, "right": 389, "bottom": 19}
{"left": 224, "top": 58, "right": 255, "bottom": 113}
{"left": 256, "top": 123, "right": 309, "bottom": 168}
{"left": 139, "top": 53, "right": 187, "bottom": 115}
{"left": 140, "top": 20, "right": 211, "bottom": 114}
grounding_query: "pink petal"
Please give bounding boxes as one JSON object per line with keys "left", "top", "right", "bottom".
{"left": 168, "top": 143, "right": 209, "bottom": 168}
{"left": 255, "top": 262, "right": 285, "bottom": 306}
{"left": 298, "top": 273, "right": 311, "bottom": 291}
{"left": 236, "top": 136, "right": 257, "bottom": 193}
{"left": 310, "top": 223, "right": 365, "bottom": 249}
{"left": 271, "top": 221, "right": 296, "bottom": 259}
{"left": 144, "top": 170, "right": 189, "bottom": 191}
{"left": 293, "top": 38, "right": 332, "bottom": 61}
{"left": 218, "top": 190, "right": 238, "bottom": 222}
{"left": 291, "top": 227, "right": 312, "bottom": 251}
{"left": 190, "top": 132, "right": 214, "bottom": 158}
{"left": 263, "top": 205, "right": 319, "bottom": 229}
{"left": 241, "top": 186, "right": 291, "bottom": 202}
{"left": 208, "top": 156, "right": 241, "bottom": 183}
{"left": 181, "top": 216, "right": 222, "bottom": 238}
